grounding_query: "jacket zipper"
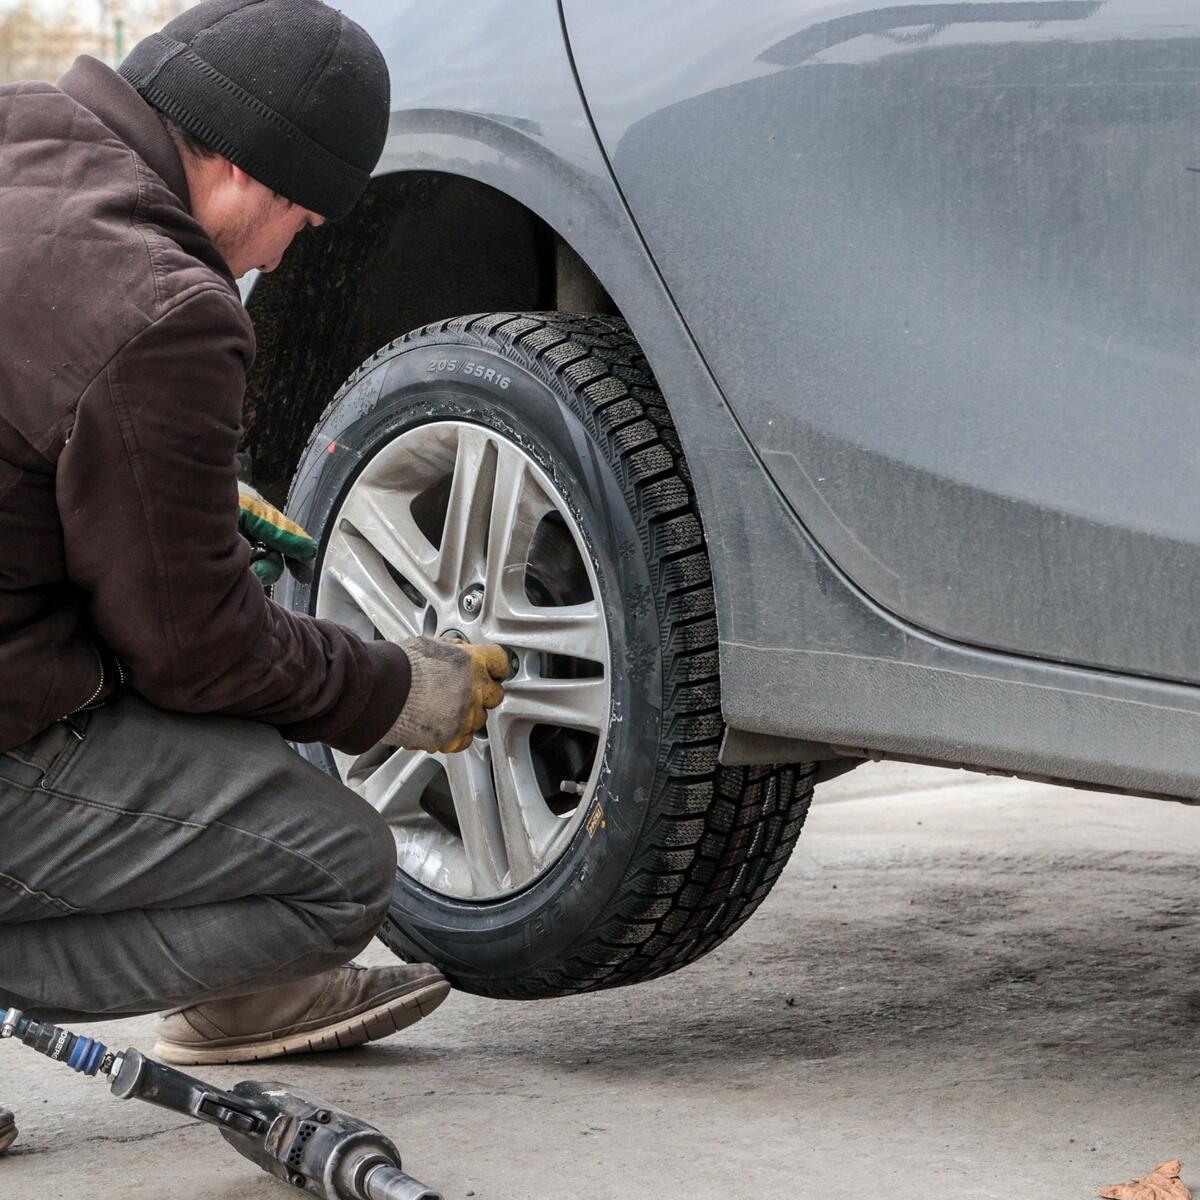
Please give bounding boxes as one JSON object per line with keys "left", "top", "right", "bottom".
{"left": 66, "top": 655, "right": 105, "bottom": 718}
{"left": 59, "top": 646, "right": 124, "bottom": 729}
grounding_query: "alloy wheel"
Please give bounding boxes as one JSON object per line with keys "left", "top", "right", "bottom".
{"left": 316, "top": 421, "right": 612, "bottom": 901}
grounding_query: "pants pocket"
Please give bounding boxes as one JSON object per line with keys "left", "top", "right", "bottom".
{"left": 0, "top": 714, "right": 90, "bottom": 792}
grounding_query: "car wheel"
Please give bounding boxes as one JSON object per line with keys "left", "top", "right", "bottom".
{"left": 278, "top": 311, "right": 815, "bottom": 998}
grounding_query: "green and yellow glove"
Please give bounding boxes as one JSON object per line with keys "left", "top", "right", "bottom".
{"left": 237, "top": 484, "right": 317, "bottom": 586}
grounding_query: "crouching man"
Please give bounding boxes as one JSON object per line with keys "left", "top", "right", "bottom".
{"left": 0, "top": 0, "right": 510, "bottom": 1152}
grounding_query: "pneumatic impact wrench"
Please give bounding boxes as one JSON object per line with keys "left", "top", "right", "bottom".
{"left": 1, "top": 1007, "right": 440, "bottom": 1199}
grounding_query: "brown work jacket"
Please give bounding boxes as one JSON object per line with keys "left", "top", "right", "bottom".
{"left": 0, "top": 56, "right": 410, "bottom": 754}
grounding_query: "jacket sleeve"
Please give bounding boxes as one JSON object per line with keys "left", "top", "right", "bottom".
{"left": 56, "top": 285, "right": 410, "bottom": 753}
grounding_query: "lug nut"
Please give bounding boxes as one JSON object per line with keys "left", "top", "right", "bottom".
{"left": 460, "top": 585, "right": 484, "bottom": 615}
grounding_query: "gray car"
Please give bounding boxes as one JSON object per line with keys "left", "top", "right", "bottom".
{"left": 247, "top": 0, "right": 1200, "bottom": 998}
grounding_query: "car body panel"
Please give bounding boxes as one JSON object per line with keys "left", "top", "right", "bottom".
{"left": 264, "top": 0, "right": 1200, "bottom": 799}
{"left": 562, "top": 0, "right": 1200, "bottom": 683}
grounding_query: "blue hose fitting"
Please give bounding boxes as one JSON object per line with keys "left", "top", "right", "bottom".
{"left": 66, "top": 1035, "right": 108, "bottom": 1076}
{"left": 7, "top": 1015, "right": 110, "bottom": 1076}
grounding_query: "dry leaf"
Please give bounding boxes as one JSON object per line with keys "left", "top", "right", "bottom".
{"left": 1099, "top": 1160, "right": 1192, "bottom": 1200}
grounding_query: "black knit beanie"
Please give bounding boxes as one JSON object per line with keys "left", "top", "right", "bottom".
{"left": 118, "top": 0, "right": 389, "bottom": 221}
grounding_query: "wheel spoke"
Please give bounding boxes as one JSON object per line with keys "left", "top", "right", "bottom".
{"left": 482, "top": 443, "right": 554, "bottom": 615}
{"left": 434, "top": 426, "right": 494, "bottom": 600}
{"left": 331, "top": 746, "right": 372, "bottom": 789}
{"left": 338, "top": 485, "right": 442, "bottom": 608}
{"left": 488, "top": 600, "right": 606, "bottom": 664}
{"left": 359, "top": 747, "right": 440, "bottom": 820}
{"left": 489, "top": 733, "right": 558, "bottom": 885}
{"left": 482, "top": 443, "right": 529, "bottom": 599}
{"left": 322, "top": 530, "right": 423, "bottom": 642}
{"left": 443, "top": 743, "right": 508, "bottom": 895}
{"left": 498, "top": 673, "right": 609, "bottom": 733}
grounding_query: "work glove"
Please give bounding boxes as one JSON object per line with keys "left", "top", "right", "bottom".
{"left": 384, "top": 637, "right": 511, "bottom": 753}
{"left": 237, "top": 484, "right": 318, "bottom": 586}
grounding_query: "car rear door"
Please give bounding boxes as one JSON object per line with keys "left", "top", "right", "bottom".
{"left": 562, "top": 0, "right": 1200, "bottom": 684}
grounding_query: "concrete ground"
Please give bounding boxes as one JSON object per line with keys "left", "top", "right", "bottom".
{"left": 5, "top": 762, "right": 1200, "bottom": 1199}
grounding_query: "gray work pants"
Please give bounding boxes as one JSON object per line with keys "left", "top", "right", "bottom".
{"left": 0, "top": 692, "right": 397, "bottom": 1022}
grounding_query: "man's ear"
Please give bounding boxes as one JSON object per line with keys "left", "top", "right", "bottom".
{"left": 228, "top": 163, "right": 259, "bottom": 195}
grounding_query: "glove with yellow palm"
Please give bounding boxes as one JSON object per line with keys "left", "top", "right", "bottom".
{"left": 384, "top": 637, "right": 510, "bottom": 753}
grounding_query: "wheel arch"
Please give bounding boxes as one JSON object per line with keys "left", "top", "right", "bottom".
{"left": 243, "top": 163, "right": 618, "bottom": 501}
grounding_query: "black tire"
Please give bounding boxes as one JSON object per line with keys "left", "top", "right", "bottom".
{"left": 279, "top": 311, "right": 815, "bottom": 999}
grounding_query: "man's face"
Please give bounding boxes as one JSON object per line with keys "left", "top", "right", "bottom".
{"left": 213, "top": 184, "right": 326, "bottom": 278}
{"left": 194, "top": 164, "right": 326, "bottom": 279}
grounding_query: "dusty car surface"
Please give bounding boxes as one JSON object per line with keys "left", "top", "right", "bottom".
{"left": 245, "top": 0, "right": 1200, "bottom": 998}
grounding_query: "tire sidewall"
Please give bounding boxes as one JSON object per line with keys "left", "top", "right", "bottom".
{"left": 279, "top": 334, "right": 663, "bottom": 988}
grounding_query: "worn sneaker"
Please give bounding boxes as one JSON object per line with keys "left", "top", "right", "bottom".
{"left": 152, "top": 962, "right": 450, "bottom": 1066}
{"left": 0, "top": 1108, "right": 16, "bottom": 1154}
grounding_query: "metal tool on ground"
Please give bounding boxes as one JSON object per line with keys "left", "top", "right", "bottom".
{"left": 1, "top": 1007, "right": 439, "bottom": 1199}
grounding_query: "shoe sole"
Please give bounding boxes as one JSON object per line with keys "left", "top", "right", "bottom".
{"left": 0, "top": 1114, "right": 16, "bottom": 1154}
{"left": 150, "top": 979, "right": 451, "bottom": 1066}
